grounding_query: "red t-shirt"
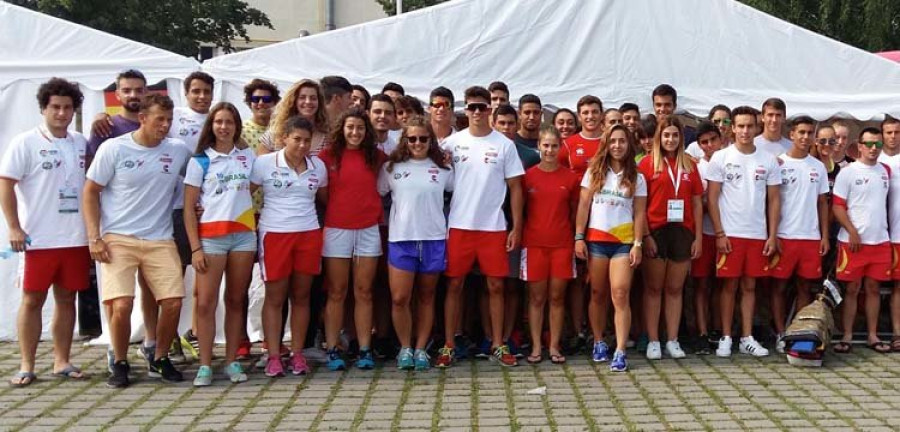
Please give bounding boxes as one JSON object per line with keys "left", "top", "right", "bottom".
{"left": 319, "top": 147, "right": 387, "bottom": 229}
{"left": 637, "top": 156, "right": 703, "bottom": 233}
{"left": 559, "top": 133, "right": 603, "bottom": 177}
{"left": 522, "top": 165, "right": 581, "bottom": 248}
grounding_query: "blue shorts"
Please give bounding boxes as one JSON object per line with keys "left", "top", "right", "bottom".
{"left": 201, "top": 231, "right": 257, "bottom": 255}
{"left": 388, "top": 240, "right": 446, "bottom": 274}
{"left": 587, "top": 241, "right": 631, "bottom": 259}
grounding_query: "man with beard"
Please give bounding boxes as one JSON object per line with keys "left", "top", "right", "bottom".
{"left": 87, "top": 70, "right": 147, "bottom": 165}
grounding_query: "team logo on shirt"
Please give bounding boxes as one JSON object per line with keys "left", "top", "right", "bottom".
{"left": 724, "top": 163, "right": 742, "bottom": 182}
{"left": 754, "top": 166, "right": 768, "bottom": 181}
{"left": 308, "top": 176, "right": 319, "bottom": 190}
{"left": 883, "top": 174, "right": 890, "bottom": 188}
{"left": 393, "top": 171, "right": 412, "bottom": 180}
{"left": 41, "top": 161, "right": 53, "bottom": 170}
{"left": 272, "top": 179, "right": 283, "bottom": 188}
{"left": 39, "top": 149, "right": 59, "bottom": 157}
{"left": 809, "top": 171, "right": 820, "bottom": 183}
{"left": 123, "top": 160, "right": 135, "bottom": 169}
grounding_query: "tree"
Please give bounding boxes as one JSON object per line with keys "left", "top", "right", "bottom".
{"left": 9, "top": 0, "right": 272, "bottom": 57}
{"left": 375, "top": 0, "right": 449, "bottom": 16}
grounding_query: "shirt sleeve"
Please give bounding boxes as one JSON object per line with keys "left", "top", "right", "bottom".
{"left": 0, "top": 136, "right": 29, "bottom": 181}
{"left": 580, "top": 170, "right": 592, "bottom": 188}
{"left": 315, "top": 158, "right": 329, "bottom": 189}
{"left": 558, "top": 143, "right": 571, "bottom": 168}
{"left": 766, "top": 156, "right": 782, "bottom": 186}
{"left": 444, "top": 167, "right": 455, "bottom": 193}
{"left": 249, "top": 156, "right": 264, "bottom": 186}
{"left": 503, "top": 141, "right": 525, "bottom": 179}
{"left": 376, "top": 165, "right": 391, "bottom": 197}
{"left": 635, "top": 173, "right": 648, "bottom": 197}
{"left": 832, "top": 168, "right": 850, "bottom": 202}
{"left": 86, "top": 141, "right": 116, "bottom": 186}
{"left": 705, "top": 152, "right": 725, "bottom": 183}
{"left": 183, "top": 157, "right": 203, "bottom": 188}
{"left": 690, "top": 165, "right": 703, "bottom": 195}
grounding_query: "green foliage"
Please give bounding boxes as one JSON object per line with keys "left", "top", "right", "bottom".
{"left": 9, "top": 0, "right": 272, "bottom": 57}
{"left": 375, "top": 0, "right": 449, "bottom": 16}
{"left": 740, "top": 0, "right": 900, "bottom": 52}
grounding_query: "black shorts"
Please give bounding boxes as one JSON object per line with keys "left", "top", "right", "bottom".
{"left": 650, "top": 224, "right": 694, "bottom": 262}
{"left": 172, "top": 209, "right": 191, "bottom": 267}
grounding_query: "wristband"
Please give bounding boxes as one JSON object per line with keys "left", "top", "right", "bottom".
{"left": 191, "top": 247, "right": 202, "bottom": 254}
{"left": 633, "top": 240, "right": 643, "bottom": 248}
{"left": 574, "top": 233, "right": 586, "bottom": 241}
{"left": 716, "top": 233, "right": 726, "bottom": 239}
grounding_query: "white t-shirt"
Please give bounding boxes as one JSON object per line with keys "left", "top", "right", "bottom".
{"left": 0, "top": 126, "right": 87, "bottom": 249}
{"left": 880, "top": 153, "right": 900, "bottom": 243}
{"left": 754, "top": 135, "right": 792, "bottom": 156}
{"left": 706, "top": 145, "right": 782, "bottom": 240}
{"left": 377, "top": 135, "right": 398, "bottom": 156}
{"left": 685, "top": 141, "right": 704, "bottom": 159}
{"left": 87, "top": 133, "right": 191, "bottom": 240}
{"left": 696, "top": 158, "right": 715, "bottom": 236}
{"left": 441, "top": 129, "right": 524, "bottom": 231}
{"left": 776, "top": 154, "right": 829, "bottom": 240}
{"left": 377, "top": 159, "right": 454, "bottom": 242}
{"left": 184, "top": 146, "right": 256, "bottom": 236}
{"left": 250, "top": 150, "right": 327, "bottom": 233}
{"left": 168, "top": 107, "right": 208, "bottom": 210}
{"left": 388, "top": 129, "right": 402, "bottom": 144}
{"left": 833, "top": 161, "right": 890, "bottom": 245}
{"left": 580, "top": 168, "right": 647, "bottom": 244}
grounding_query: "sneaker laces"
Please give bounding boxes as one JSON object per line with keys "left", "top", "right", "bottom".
{"left": 438, "top": 346, "right": 454, "bottom": 357}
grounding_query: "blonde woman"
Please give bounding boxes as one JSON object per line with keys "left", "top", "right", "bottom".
{"left": 258, "top": 79, "right": 329, "bottom": 156}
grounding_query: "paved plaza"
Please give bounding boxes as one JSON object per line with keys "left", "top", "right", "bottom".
{"left": 1, "top": 342, "right": 899, "bottom": 431}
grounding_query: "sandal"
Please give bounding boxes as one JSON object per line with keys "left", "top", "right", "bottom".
{"left": 833, "top": 342, "right": 852, "bottom": 354}
{"left": 52, "top": 365, "right": 88, "bottom": 380}
{"left": 526, "top": 353, "right": 542, "bottom": 364}
{"left": 891, "top": 337, "right": 900, "bottom": 353}
{"left": 9, "top": 371, "right": 36, "bottom": 388}
{"left": 867, "top": 341, "right": 891, "bottom": 354}
{"left": 550, "top": 353, "right": 566, "bottom": 364}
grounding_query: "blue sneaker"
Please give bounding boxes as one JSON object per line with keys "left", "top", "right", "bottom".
{"left": 506, "top": 337, "right": 524, "bottom": 359}
{"left": 397, "top": 347, "right": 414, "bottom": 370}
{"left": 609, "top": 350, "right": 628, "bottom": 372}
{"left": 414, "top": 349, "right": 430, "bottom": 371}
{"left": 592, "top": 341, "right": 610, "bottom": 362}
{"left": 475, "top": 338, "right": 492, "bottom": 359}
{"left": 454, "top": 334, "right": 470, "bottom": 360}
{"left": 326, "top": 348, "right": 346, "bottom": 371}
{"left": 356, "top": 348, "right": 375, "bottom": 370}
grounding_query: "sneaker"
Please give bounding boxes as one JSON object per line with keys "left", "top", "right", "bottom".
{"left": 225, "top": 361, "right": 248, "bottom": 383}
{"left": 235, "top": 340, "right": 252, "bottom": 361}
{"left": 137, "top": 344, "right": 155, "bottom": 367}
{"left": 179, "top": 331, "right": 198, "bottom": 361}
{"left": 565, "top": 332, "right": 587, "bottom": 355}
{"left": 739, "top": 336, "right": 770, "bottom": 357}
{"left": 491, "top": 345, "right": 518, "bottom": 367}
{"left": 609, "top": 350, "right": 628, "bottom": 372}
{"left": 505, "top": 337, "right": 524, "bottom": 359}
{"left": 255, "top": 353, "right": 269, "bottom": 369}
{"left": 435, "top": 346, "right": 454, "bottom": 368}
{"left": 326, "top": 348, "right": 346, "bottom": 371}
{"left": 193, "top": 365, "right": 213, "bottom": 387}
{"left": 107, "top": 360, "right": 130, "bottom": 388}
{"left": 261, "top": 341, "right": 291, "bottom": 359}
{"left": 290, "top": 352, "right": 309, "bottom": 376}
{"left": 356, "top": 348, "right": 375, "bottom": 370}
{"left": 646, "top": 341, "right": 662, "bottom": 360}
{"left": 454, "top": 334, "right": 471, "bottom": 360}
{"left": 475, "top": 338, "right": 492, "bottom": 359}
{"left": 775, "top": 333, "right": 786, "bottom": 354}
{"left": 150, "top": 357, "right": 184, "bottom": 383}
{"left": 303, "top": 347, "right": 328, "bottom": 365}
{"left": 106, "top": 348, "right": 115, "bottom": 374}
{"left": 397, "top": 347, "right": 414, "bottom": 370}
{"left": 695, "top": 335, "right": 712, "bottom": 355}
{"left": 665, "top": 340, "right": 686, "bottom": 359}
{"left": 636, "top": 333, "right": 649, "bottom": 352}
{"left": 716, "top": 336, "right": 733, "bottom": 358}
{"left": 414, "top": 349, "right": 431, "bottom": 371}
{"left": 265, "top": 355, "right": 285, "bottom": 377}
{"left": 592, "top": 341, "right": 610, "bottom": 362}
{"left": 708, "top": 330, "right": 722, "bottom": 349}
{"left": 168, "top": 338, "right": 187, "bottom": 365}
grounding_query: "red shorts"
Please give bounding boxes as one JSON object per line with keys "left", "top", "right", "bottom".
{"left": 770, "top": 239, "right": 822, "bottom": 280}
{"left": 259, "top": 230, "right": 323, "bottom": 281}
{"left": 716, "top": 237, "right": 769, "bottom": 278}
{"left": 691, "top": 235, "right": 717, "bottom": 278}
{"left": 446, "top": 229, "right": 508, "bottom": 278}
{"left": 19, "top": 246, "right": 90, "bottom": 292}
{"left": 836, "top": 241, "right": 891, "bottom": 282}
{"left": 892, "top": 244, "right": 900, "bottom": 281}
{"left": 520, "top": 246, "right": 576, "bottom": 282}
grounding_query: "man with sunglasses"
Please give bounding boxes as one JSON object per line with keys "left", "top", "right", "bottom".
{"left": 242, "top": 79, "right": 280, "bottom": 153}
{"left": 438, "top": 86, "right": 525, "bottom": 368}
{"left": 879, "top": 116, "right": 900, "bottom": 352}
{"left": 429, "top": 87, "right": 456, "bottom": 143}
{"left": 754, "top": 98, "right": 792, "bottom": 156}
{"left": 832, "top": 127, "right": 892, "bottom": 354}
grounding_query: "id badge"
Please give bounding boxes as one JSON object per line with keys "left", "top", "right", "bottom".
{"left": 667, "top": 199, "right": 684, "bottom": 223}
{"left": 58, "top": 186, "right": 79, "bottom": 214}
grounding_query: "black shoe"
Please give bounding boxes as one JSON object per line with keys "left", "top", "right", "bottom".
{"left": 708, "top": 330, "right": 722, "bottom": 349}
{"left": 150, "top": 357, "right": 184, "bottom": 383}
{"left": 107, "top": 360, "right": 131, "bottom": 388}
{"left": 695, "top": 335, "right": 711, "bottom": 355}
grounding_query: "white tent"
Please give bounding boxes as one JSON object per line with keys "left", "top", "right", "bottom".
{"left": 0, "top": 1, "right": 199, "bottom": 340}
{"left": 202, "top": 0, "right": 900, "bottom": 121}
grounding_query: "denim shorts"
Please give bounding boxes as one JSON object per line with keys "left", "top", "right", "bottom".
{"left": 587, "top": 241, "right": 632, "bottom": 259}
{"left": 388, "top": 240, "right": 446, "bottom": 274}
{"left": 201, "top": 231, "right": 258, "bottom": 255}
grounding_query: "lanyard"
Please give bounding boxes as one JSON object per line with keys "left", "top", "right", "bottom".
{"left": 664, "top": 158, "right": 682, "bottom": 196}
{"left": 37, "top": 125, "right": 77, "bottom": 187}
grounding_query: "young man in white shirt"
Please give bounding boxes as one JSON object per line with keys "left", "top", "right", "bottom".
{"left": 0, "top": 79, "right": 90, "bottom": 387}
{"left": 880, "top": 116, "right": 900, "bottom": 353}
{"left": 754, "top": 98, "right": 792, "bottom": 156}
{"left": 832, "top": 127, "right": 892, "bottom": 354}
{"left": 437, "top": 86, "right": 525, "bottom": 368}
{"left": 769, "top": 116, "right": 830, "bottom": 353}
{"left": 706, "top": 106, "right": 781, "bottom": 358}
{"left": 84, "top": 94, "right": 192, "bottom": 387}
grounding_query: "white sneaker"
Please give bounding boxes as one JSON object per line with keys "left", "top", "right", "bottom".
{"left": 739, "top": 336, "right": 770, "bottom": 357}
{"left": 775, "top": 333, "right": 785, "bottom": 354}
{"left": 646, "top": 341, "right": 662, "bottom": 360}
{"left": 665, "top": 340, "right": 686, "bottom": 359}
{"left": 716, "top": 336, "right": 733, "bottom": 358}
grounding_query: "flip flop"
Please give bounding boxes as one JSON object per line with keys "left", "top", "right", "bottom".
{"left": 9, "top": 371, "right": 36, "bottom": 388}
{"left": 891, "top": 337, "right": 900, "bottom": 353}
{"left": 867, "top": 341, "right": 891, "bottom": 354}
{"left": 526, "top": 354, "right": 542, "bottom": 364}
{"left": 52, "top": 365, "right": 88, "bottom": 380}
{"left": 550, "top": 353, "right": 566, "bottom": 364}
{"left": 833, "top": 342, "right": 852, "bottom": 354}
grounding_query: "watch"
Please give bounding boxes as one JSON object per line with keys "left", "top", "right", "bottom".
{"left": 633, "top": 240, "right": 643, "bottom": 247}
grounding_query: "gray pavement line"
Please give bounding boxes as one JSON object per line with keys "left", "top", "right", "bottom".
{"left": 501, "top": 366, "right": 522, "bottom": 431}
{"left": 266, "top": 367, "right": 315, "bottom": 432}
{"left": 697, "top": 356, "right": 788, "bottom": 431}
{"left": 644, "top": 360, "right": 712, "bottom": 431}
{"left": 225, "top": 378, "right": 277, "bottom": 430}
{"left": 587, "top": 361, "right": 637, "bottom": 432}
{"left": 755, "top": 359, "right": 855, "bottom": 429}
{"left": 140, "top": 386, "right": 198, "bottom": 432}
{"left": 389, "top": 370, "right": 414, "bottom": 431}
{"left": 46, "top": 366, "right": 124, "bottom": 431}
{"left": 660, "top": 359, "right": 742, "bottom": 428}
{"left": 307, "top": 368, "right": 348, "bottom": 432}
{"left": 560, "top": 363, "right": 599, "bottom": 432}
{"left": 349, "top": 366, "right": 384, "bottom": 432}
{"left": 98, "top": 382, "right": 172, "bottom": 432}
{"left": 0, "top": 342, "right": 94, "bottom": 400}
{"left": 825, "top": 351, "right": 900, "bottom": 400}
{"left": 623, "top": 365, "right": 671, "bottom": 430}
{"left": 180, "top": 380, "right": 239, "bottom": 431}
{"left": 430, "top": 368, "right": 447, "bottom": 431}
{"left": 528, "top": 365, "right": 558, "bottom": 432}
{"left": 469, "top": 360, "right": 480, "bottom": 432}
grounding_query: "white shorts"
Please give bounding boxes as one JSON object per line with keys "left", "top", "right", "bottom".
{"left": 322, "top": 225, "right": 383, "bottom": 258}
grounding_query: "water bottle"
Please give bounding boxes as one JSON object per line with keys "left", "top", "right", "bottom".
{"left": 0, "top": 237, "right": 31, "bottom": 259}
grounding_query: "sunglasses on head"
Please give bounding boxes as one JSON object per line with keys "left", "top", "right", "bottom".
{"left": 861, "top": 140, "right": 884, "bottom": 149}
{"left": 250, "top": 95, "right": 274, "bottom": 103}
{"left": 407, "top": 135, "right": 430, "bottom": 144}
{"left": 713, "top": 118, "right": 732, "bottom": 126}
{"left": 816, "top": 138, "right": 837, "bottom": 146}
{"left": 466, "top": 102, "right": 489, "bottom": 112}
{"left": 430, "top": 101, "right": 450, "bottom": 110}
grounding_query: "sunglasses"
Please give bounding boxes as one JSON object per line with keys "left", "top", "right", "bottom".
{"left": 430, "top": 101, "right": 450, "bottom": 110}
{"left": 250, "top": 95, "right": 274, "bottom": 104}
{"left": 713, "top": 118, "right": 732, "bottom": 126}
{"left": 861, "top": 140, "right": 884, "bottom": 149}
{"left": 816, "top": 138, "right": 837, "bottom": 146}
{"left": 466, "top": 103, "right": 489, "bottom": 112}
{"left": 407, "top": 135, "right": 430, "bottom": 144}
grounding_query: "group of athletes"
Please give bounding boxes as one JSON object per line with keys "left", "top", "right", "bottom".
{"left": 5, "top": 69, "right": 900, "bottom": 389}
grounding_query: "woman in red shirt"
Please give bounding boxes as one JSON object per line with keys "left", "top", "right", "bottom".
{"left": 637, "top": 115, "right": 703, "bottom": 360}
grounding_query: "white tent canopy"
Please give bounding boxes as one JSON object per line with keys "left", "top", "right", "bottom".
{"left": 203, "top": 0, "right": 900, "bottom": 121}
{"left": 0, "top": 1, "right": 199, "bottom": 340}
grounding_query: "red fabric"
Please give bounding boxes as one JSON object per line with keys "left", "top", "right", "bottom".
{"left": 522, "top": 166, "right": 580, "bottom": 248}
{"left": 892, "top": 243, "right": 900, "bottom": 281}
{"left": 638, "top": 156, "right": 703, "bottom": 232}
{"left": 691, "top": 234, "right": 717, "bottom": 278}
{"left": 770, "top": 239, "right": 822, "bottom": 280}
{"left": 445, "top": 229, "right": 508, "bottom": 278}
{"left": 319, "top": 148, "right": 386, "bottom": 229}
{"left": 558, "top": 134, "right": 602, "bottom": 177}
{"left": 521, "top": 246, "right": 575, "bottom": 281}
{"left": 260, "top": 230, "right": 323, "bottom": 281}
{"left": 22, "top": 246, "right": 90, "bottom": 292}
{"left": 836, "top": 241, "right": 891, "bottom": 282}
{"left": 715, "top": 237, "right": 769, "bottom": 278}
